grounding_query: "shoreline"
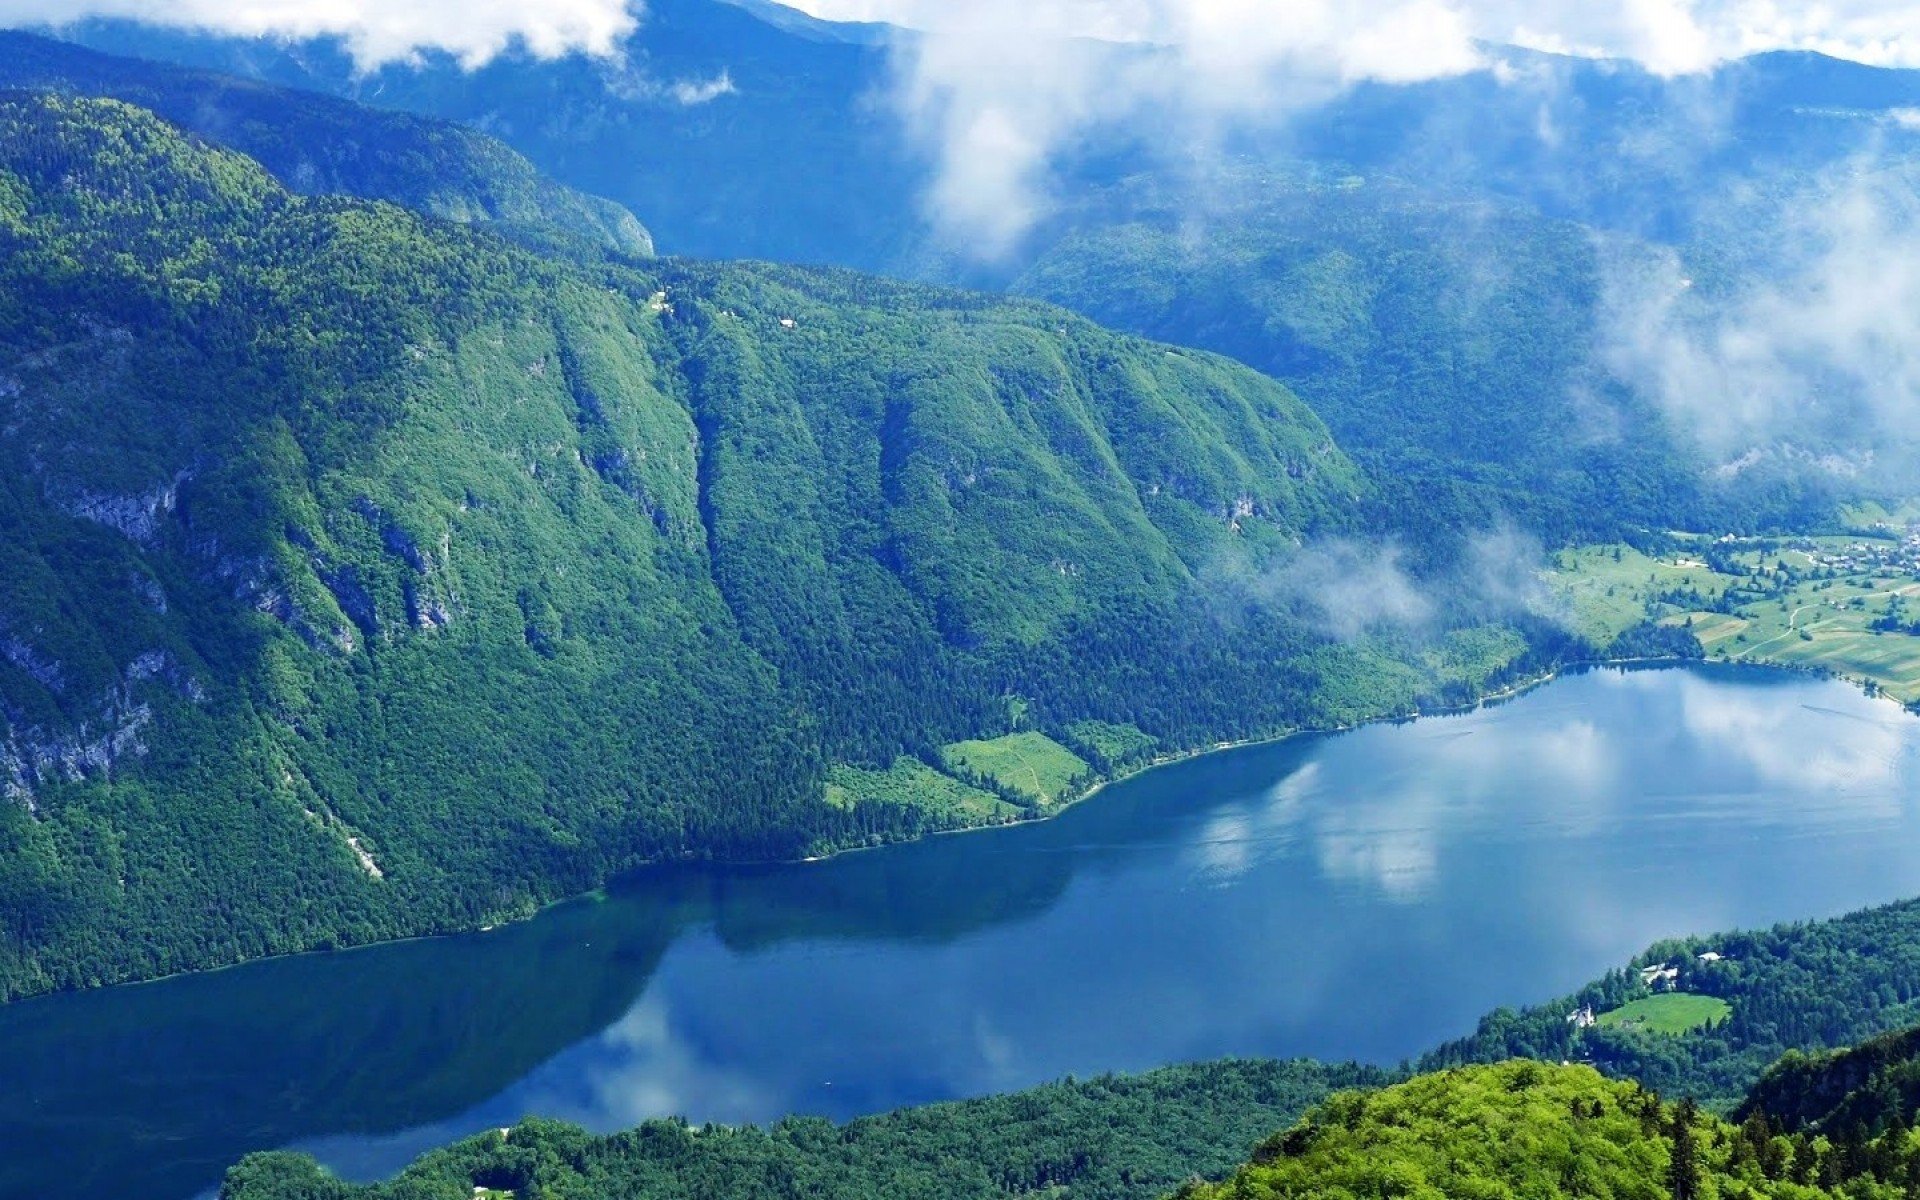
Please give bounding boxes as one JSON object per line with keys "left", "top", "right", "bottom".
{"left": 780, "top": 653, "right": 1711, "bottom": 870}
{"left": 8, "top": 654, "right": 1881, "bottom": 1006}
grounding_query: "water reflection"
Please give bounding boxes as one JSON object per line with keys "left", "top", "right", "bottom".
{"left": 8, "top": 664, "right": 1920, "bottom": 1200}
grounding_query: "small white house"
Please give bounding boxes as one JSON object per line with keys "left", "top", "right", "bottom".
{"left": 1639, "top": 963, "right": 1681, "bottom": 989}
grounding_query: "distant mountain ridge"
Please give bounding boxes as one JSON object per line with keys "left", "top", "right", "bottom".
{"left": 0, "top": 29, "right": 654, "bottom": 255}
{"left": 35, "top": 1, "right": 1920, "bottom": 533}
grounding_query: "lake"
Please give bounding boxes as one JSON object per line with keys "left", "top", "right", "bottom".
{"left": 6, "top": 663, "right": 1920, "bottom": 1199}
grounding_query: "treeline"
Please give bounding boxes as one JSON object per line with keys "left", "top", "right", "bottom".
{"left": 0, "top": 32, "right": 653, "bottom": 254}
{"left": 220, "top": 1060, "right": 1391, "bottom": 1200}
{"left": 1186, "top": 1060, "right": 1920, "bottom": 1200}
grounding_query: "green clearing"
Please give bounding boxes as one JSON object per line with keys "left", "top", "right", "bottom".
{"left": 823, "top": 760, "right": 1020, "bottom": 825}
{"left": 940, "top": 733, "right": 1092, "bottom": 806}
{"left": 1595, "top": 993, "right": 1732, "bottom": 1035}
{"left": 1543, "top": 544, "right": 1731, "bottom": 644}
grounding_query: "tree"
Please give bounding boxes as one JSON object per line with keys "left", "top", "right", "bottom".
{"left": 1668, "top": 1096, "right": 1702, "bottom": 1200}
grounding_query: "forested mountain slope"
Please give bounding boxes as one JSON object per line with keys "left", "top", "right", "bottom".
{"left": 47, "top": 0, "right": 919, "bottom": 268}
{"left": 0, "top": 93, "right": 1532, "bottom": 1001}
{"left": 220, "top": 1061, "right": 1391, "bottom": 1200}
{"left": 1741, "top": 1025, "right": 1920, "bottom": 1137}
{"left": 218, "top": 1057, "right": 1920, "bottom": 1200}
{"left": 1182, "top": 1061, "right": 1912, "bottom": 1200}
{"left": 1011, "top": 172, "right": 1727, "bottom": 544}
{"left": 0, "top": 31, "right": 653, "bottom": 255}
{"left": 45, "top": 3, "right": 1915, "bottom": 538}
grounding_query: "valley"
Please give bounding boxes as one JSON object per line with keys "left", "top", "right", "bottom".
{"left": 7, "top": 3, "right": 1920, "bottom": 1200}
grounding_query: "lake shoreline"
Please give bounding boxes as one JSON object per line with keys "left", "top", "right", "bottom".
{"left": 782, "top": 653, "right": 1769, "bottom": 872}
{"left": 13, "top": 654, "right": 1874, "bottom": 1007}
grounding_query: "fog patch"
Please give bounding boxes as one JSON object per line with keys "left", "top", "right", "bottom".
{"left": 1207, "top": 526, "right": 1560, "bottom": 642}
{"left": 1260, "top": 538, "right": 1436, "bottom": 639}
{"left": 776, "top": 0, "right": 1920, "bottom": 255}
{"left": 1598, "top": 163, "right": 1920, "bottom": 482}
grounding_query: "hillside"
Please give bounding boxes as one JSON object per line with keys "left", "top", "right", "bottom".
{"left": 1741, "top": 1026, "right": 1920, "bottom": 1138}
{"left": 0, "top": 31, "right": 653, "bottom": 255}
{"left": 1182, "top": 1061, "right": 1902, "bottom": 1200}
{"left": 45, "top": 0, "right": 921, "bottom": 268}
{"left": 217, "top": 1061, "right": 1390, "bottom": 1200}
{"left": 1010, "top": 172, "right": 1735, "bottom": 545}
{"left": 0, "top": 92, "right": 1548, "bottom": 1001}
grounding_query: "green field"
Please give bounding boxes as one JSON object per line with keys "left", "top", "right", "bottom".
{"left": 1552, "top": 538, "right": 1920, "bottom": 702}
{"left": 1672, "top": 572, "right": 1920, "bottom": 702}
{"left": 1595, "top": 993, "right": 1732, "bottom": 1035}
{"left": 823, "top": 760, "right": 1020, "bottom": 825}
{"left": 1543, "top": 544, "right": 1732, "bottom": 644}
{"left": 940, "top": 733, "right": 1092, "bottom": 806}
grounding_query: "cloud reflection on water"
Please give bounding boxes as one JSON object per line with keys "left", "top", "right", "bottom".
{"left": 288, "top": 667, "right": 1920, "bottom": 1195}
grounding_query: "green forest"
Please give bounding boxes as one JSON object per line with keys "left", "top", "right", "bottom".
{"left": 0, "top": 92, "right": 1580, "bottom": 1001}
{"left": 8, "top": 16, "right": 1920, "bottom": 1200}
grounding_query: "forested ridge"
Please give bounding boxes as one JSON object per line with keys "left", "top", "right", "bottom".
{"left": 1422, "top": 897, "right": 1920, "bottom": 1108}
{"left": 0, "top": 30, "right": 655, "bottom": 255}
{"left": 55, "top": 2, "right": 1908, "bottom": 547}
{"left": 0, "top": 92, "right": 1562, "bottom": 1000}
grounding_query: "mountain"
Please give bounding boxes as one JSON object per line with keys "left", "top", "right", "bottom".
{"left": 0, "top": 91, "right": 1550, "bottom": 1001}
{"left": 41, "top": 0, "right": 923, "bottom": 268}
{"left": 1742, "top": 1025, "right": 1920, "bottom": 1138}
{"left": 1179, "top": 1060, "right": 1903, "bottom": 1200}
{"left": 40, "top": 3, "right": 1920, "bottom": 535}
{"left": 1010, "top": 170, "right": 1731, "bottom": 545}
{"left": 1280, "top": 47, "right": 1920, "bottom": 245}
{"left": 0, "top": 30, "right": 653, "bottom": 255}
{"left": 52, "top": 6, "right": 1920, "bottom": 266}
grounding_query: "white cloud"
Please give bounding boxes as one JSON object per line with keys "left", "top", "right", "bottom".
{"left": 669, "top": 70, "right": 737, "bottom": 104}
{"left": 787, "top": 0, "right": 1920, "bottom": 72}
{"left": 773, "top": 0, "right": 1920, "bottom": 251}
{"left": 1599, "top": 163, "right": 1920, "bottom": 469}
{"left": 9, "top": 0, "right": 641, "bottom": 67}
{"left": 1226, "top": 538, "right": 1436, "bottom": 639}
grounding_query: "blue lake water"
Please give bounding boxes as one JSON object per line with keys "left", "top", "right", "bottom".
{"left": 6, "top": 663, "right": 1920, "bottom": 1199}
